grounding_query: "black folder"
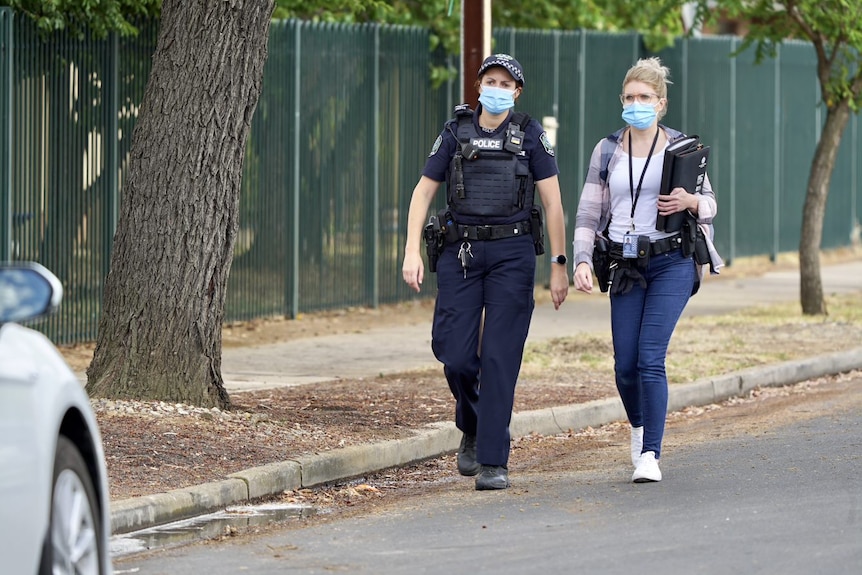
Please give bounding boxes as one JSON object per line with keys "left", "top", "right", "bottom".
{"left": 656, "top": 135, "right": 710, "bottom": 232}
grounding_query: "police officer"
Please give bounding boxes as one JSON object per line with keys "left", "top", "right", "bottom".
{"left": 402, "top": 54, "right": 569, "bottom": 490}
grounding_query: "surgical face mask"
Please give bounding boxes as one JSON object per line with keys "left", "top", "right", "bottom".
{"left": 621, "top": 102, "right": 658, "bottom": 130}
{"left": 479, "top": 86, "right": 516, "bottom": 115}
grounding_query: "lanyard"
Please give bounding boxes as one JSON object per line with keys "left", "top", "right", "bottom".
{"left": 628, "top": 128, "right": 660, "bottom": 227}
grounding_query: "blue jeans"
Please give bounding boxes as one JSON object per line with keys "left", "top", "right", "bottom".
{"left": 610, "top": 249, "right": 695, "bottom": 459}
{"left": 431, "top": 235, "right": 536, "bottom": 467}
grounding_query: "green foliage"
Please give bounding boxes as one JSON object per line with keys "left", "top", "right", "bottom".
{"left": 495, "top": 0, "right": 684, "bottom": 51}
{"left": 4, "top": 0, "right": 689, "bottom": 52}
{"left": 272, "top": 0, "right": 389, "bottom": 23}
{"left": 274, "top": 0, "right": 686, "bottom": 54}
{"left": 271, "top": 0, "right": 686, "bottom": 88}
{"left": 675, "top": 0, "right": 862, "bottom": 111}
{"left": 1, "top": 0, "right": 161, "bottom": 37}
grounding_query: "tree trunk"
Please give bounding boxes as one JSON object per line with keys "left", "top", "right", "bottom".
{"left": 87, "top": 0, "right": 275, "bottom": 408}
{"left": 799, "top": 100, "right": 852, "bottom": 315}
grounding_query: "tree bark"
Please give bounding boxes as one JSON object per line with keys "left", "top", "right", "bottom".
{"left": 799, "top": 100, "right": 851, "bottom": 315}
{"left": 87, "top": 0, "right": 275, "bottom": 408}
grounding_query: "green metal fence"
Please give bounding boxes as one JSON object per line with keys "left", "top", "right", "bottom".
{"left": 1, "top": 9, "right": 11, "bottom": 261}
{"left": 1, "top": 9, "right": 859, "bottom": 344}
{"left": 497, "top": 31, "right": 861, "bottom": 268}
{"left": 2, "top": 13, "right": 159, "bottom": 341}
{"left": 228, "top": 21, "right": 453, "bottom": 321}
{"left": 653, "top": 36, "right": 857, "bottom": 261}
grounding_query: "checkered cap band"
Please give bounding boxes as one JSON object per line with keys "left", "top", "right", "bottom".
{"left": 477, "top": 54, "right": 525, "bottom": 86}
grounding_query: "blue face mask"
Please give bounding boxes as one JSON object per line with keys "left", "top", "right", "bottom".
{"left": 621, "top": 102, "right": 658, "bottom": 130}
{"left": 479, "top": 86, "right": 516, "bottom": 115}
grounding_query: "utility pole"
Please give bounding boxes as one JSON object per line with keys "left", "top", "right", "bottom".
{"left": 461, "top": 0, "right": 491, "bottom": 108}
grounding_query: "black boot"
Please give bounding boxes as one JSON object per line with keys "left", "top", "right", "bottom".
{"left": 457, "top": 433, "right": 480, "bottom": 476}
{"left": 475, "top": 465, "right": 509, "bottom": 490}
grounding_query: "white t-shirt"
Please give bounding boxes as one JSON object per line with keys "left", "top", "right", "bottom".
{"left": 607, "top": 147, "right": 678, "bottom": 243}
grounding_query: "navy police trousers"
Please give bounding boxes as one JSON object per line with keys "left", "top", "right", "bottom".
{"left": 431, "top": 234, "right": 536, "bottom": 467}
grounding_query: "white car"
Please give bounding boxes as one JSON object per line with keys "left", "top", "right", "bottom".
{"left": 0, "top": 262, "right": 112, "bottom": 574}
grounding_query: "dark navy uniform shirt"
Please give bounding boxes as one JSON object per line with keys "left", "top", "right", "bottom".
{"left": 421, "top": 107, "right": 559, "bottom": 225}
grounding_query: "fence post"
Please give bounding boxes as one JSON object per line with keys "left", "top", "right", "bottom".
{"left": 105, "top": 31, "right": 119, "bottom": 277}
{"left": 576, "top": 30, "right": 586, "bottom": 198}
{"left": 370, "top": 24, "right": 380, "bottom": 308}
{"left": 0, "top": 8, "right": 11, "bottom": 260}
{"left": 289, "top": 21, "right": 301, "bottom": 319}
{"left": 772, "top": 45, "right": 781, "bottom": 261}
{"left": 852, "top": 113, "right": 859, "bottom": 242}
{"left": 728, "top": 38, "right": 738, "bottom": 264}
{"left": 680, "top": 37, "right": 689, "bottom": 134}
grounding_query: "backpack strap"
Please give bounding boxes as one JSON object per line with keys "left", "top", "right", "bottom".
{"left": 598, "top": 136, "right": 617, "bottom": 188}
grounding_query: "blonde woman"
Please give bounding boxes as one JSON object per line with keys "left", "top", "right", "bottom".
{"left": 572, "top": 57, "right": 723, "bottom": 483}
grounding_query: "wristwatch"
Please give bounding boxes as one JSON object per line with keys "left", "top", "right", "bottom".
{"left": 550, "top": 255, "right": 567, "bottom": 265}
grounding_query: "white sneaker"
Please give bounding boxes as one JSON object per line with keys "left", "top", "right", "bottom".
{"left": 630, "top": 426, "right": 644, "bottom": 467}
{"left": 632, "top": 451, "right": 662, "bottom": 483}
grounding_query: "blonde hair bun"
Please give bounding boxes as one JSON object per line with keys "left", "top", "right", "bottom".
{"left": 623, "top": 57, "right": 672, "bottom": 98}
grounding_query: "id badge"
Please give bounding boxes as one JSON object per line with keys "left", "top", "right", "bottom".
{"left": 622, "top": 233, "right": 640, "bottom": 259}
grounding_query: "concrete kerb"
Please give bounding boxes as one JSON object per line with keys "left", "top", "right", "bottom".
{"left": 509, "top": 397, "right": 627, "bottom": 438}
{"left": 110, "top": 478, "right": 249, "bottom": 535}
{"left": 668, "top": 347, "right": 862, "bottom": 412}
{"left": 110, "top": 423, "right": 462, "bottom": 535}
{"left": 109, "top": 347, "right": 862, "bottom": 536}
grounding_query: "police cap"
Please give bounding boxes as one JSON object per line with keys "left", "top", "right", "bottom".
{"left": 477, "top": 54, "right": 525, "bottom": 86}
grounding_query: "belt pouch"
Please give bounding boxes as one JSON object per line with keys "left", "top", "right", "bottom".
{"left": 681, "top": 214, "right": 697, "bottom": 259}
{"left": 530, "top": 206, "right": 545, "bottom": 255}
{"left": 636, "top": 235, "right": 651, "bottom": 267}
{"left": 694, "top": 227, "right": 710, "bottom": 265}
{"left": 594, "top": 236, "right": 611, "bottom": 292}
{"left": 438, "top": 208, "right": 458, "bottom": 243}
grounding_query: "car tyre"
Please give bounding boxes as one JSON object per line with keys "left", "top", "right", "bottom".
{"left": 39, "top": 436, "right": 104, "bottom": 575}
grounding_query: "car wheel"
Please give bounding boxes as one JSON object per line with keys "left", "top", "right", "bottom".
{"left": 40, "top": 436, "right": 103, "bottom": 575}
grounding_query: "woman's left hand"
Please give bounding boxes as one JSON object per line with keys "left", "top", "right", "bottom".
{"left": 657, "top": 187, "right": 698, "bottom": 216}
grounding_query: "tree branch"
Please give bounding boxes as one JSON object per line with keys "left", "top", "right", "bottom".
{"left": 852, "top": 67, "right": 862, "bottom": 100}
{"left": 784, "top": 0, "right": 837, "bottom": 100}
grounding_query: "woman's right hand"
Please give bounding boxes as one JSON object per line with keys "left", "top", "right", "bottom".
{"left": 573, "top": 262, "right": 593, "bottom": 294}
{"left": 402, "top": 250, "right": 425, "bottom": 293}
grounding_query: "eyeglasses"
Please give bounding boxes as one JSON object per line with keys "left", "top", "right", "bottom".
{"left": 620, "top": 93, "right": 660, "bottom": 105}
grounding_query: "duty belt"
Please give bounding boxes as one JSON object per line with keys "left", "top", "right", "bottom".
{"left": 610, "top": 233, "right": 682, "bottom": 256}
{"left": 454, "top": 220, "right": 531, "bottom": 241}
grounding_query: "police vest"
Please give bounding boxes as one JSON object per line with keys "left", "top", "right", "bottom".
{"left": 446, "top": 106, "right": 535, "bottom": 219}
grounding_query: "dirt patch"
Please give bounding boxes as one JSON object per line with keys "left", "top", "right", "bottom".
{"left": 93, "top": 372, "right": 619, "bottom": 501}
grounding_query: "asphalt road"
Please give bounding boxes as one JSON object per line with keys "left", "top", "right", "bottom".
{"left": 115, "top": 374, "right": 862, "bottom": 575}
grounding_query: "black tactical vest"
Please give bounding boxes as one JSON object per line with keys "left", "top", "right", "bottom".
{"left": 446, "top": 107, "right": 535, "bottom": 219}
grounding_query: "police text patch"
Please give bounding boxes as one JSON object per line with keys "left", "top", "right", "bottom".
{"left": 471, "top": 138, "right": 504, "bottom": 150}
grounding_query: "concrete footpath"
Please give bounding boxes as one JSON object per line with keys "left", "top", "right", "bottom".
{"left": 110, "top": 260, "right": 862, "bottom": 535}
